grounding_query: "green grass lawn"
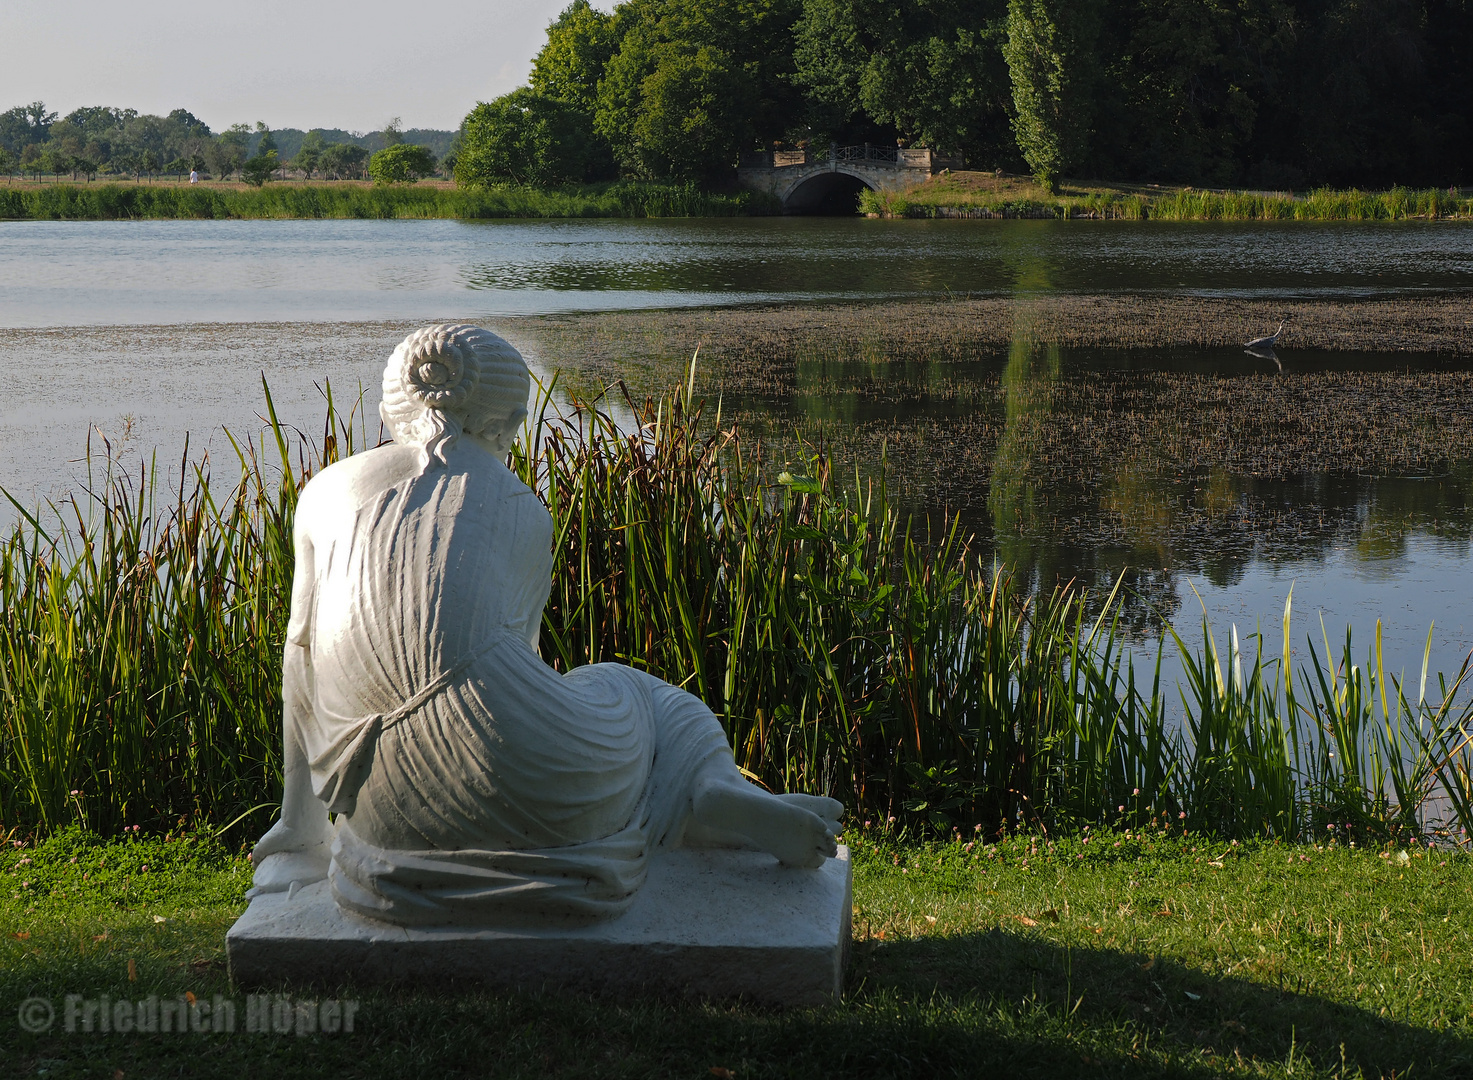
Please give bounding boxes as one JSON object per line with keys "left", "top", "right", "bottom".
{"left": 5, "top": 824, "right": 1472, "bottom": 1078}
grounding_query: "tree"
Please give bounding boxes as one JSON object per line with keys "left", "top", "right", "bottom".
{"left": 626, "top": 41, "right": 745, "bottom": 181}
{"left": 0, "top": 146, "right": 13, "bottom": 180}
{"left": 35, "top": 146, "right": 65, "bottom": 181}
{"left": 531, "top": 0, "right": 625, "bottom": 115}
{"left": 0, "top": 101, "right": 57, "bottom": 153}
{"left": 1105, "top": 0, "right": 1292, "bottom": 185}
{"left": 382, "top": 117, "right": 404, "bottom": 147}
{"left": 252, "top": 123, "right": 285, "bottom": 180}
{"left": 319, "top": 142, "right": 369, "bottom": 180}
{"left": 369, "top": 143, "right": 436, "bottom": 184}
{"left": 209, "top": 124, "right": 251, "bottom": 180}
{"left": 591, "top": 0, "right": 804, "bottom": 181}
{"left": 1004, "top": 0, "right": 1102, "bottom": 191}
{"left": 440, "top": 132, "right": 463, "bottom": 177}
{"left": 456, "top": 89, "right": 611, "bottom": 187}
{"left": 293, "top": 131, "right": 326, "bottom": 178}
{"left": 242, "top": 148, "right": 279, "bottom": 186}
{"left": 167, "top": 108, "right": 212, "bottom": 137}
{"left": 793, "top": 0, "right": 1014, "bottom": 161}
{"left": 110, "top": 149, "right": 139, "bottom": 180}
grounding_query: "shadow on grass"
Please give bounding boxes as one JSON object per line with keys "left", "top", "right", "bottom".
{"left": 6, "top": 922, "right": 1470, "bottom": 1079}
{"left": 849, "top": 926, "right": 1473, "bottom": 1078}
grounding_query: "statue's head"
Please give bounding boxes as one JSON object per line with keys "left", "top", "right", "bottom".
{"left": 380, "top": 324, "right": 531, "bottom": 468}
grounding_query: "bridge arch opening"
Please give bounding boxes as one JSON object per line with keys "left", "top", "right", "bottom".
{"left": 783, "top": 171, "right": 872, "bottom": 215}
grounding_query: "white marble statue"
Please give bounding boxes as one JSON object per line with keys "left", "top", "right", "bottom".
{"left": 249, "top": 324, "right": 842, "bottom": 926}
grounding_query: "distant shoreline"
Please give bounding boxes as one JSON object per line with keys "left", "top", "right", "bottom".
{"left": 1, "top": 177, "right": 1470, "bottom": 222}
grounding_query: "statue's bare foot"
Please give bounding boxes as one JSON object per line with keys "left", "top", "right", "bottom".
{"left": 776, "top": 793, "right": 844, "bottom": 831}
{"left": 250, "top": 820, "right": 331, "bottom": 894}
{"left": 693, "top": 777, "right": 839, "bottom": 869}
{"left": 250, "top": 849, "right": 330, "bottom": 895}
{"left": 251, "top": 819, "right": 325, "bottom": 863}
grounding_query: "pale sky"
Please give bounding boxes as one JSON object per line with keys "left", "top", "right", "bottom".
{"left": 0, "top": 0, "right": 617, "bottom": 134}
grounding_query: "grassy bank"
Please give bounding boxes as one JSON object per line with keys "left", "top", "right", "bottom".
{"left": 3, "top": 383, "right": 1473, "bottom": 847}
{"left": 862, "top": 172, "right": 1473, "bottom": 220}
{"left": 0, "top": 180, "right": 777, "bottom": 221}
{"left": 5, "top": 827, "right": 1473, "bottom": 1078}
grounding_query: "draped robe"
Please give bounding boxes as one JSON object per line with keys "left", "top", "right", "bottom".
{"left": 287, "top": 449, "right": 730, "bottom": 926}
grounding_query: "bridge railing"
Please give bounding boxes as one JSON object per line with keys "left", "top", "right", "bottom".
{"left": 740, "top": 145, "right": 944, "bottom": 169}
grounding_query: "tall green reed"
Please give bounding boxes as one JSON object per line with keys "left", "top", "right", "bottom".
{"left": 0, "top": 383, "right": 364, "bottom": 838}
{"left": 0, "top": 181, "right": 776, "bottom": 222}
{"left": 4, "top": 379, "right": 1473, "bottom": 844}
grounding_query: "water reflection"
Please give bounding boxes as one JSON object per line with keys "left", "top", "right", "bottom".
{"left": 714, "top": 334, "right": 1473, "bottom": 648}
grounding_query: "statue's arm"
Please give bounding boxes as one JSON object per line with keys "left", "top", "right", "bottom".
{"left": 249, "top": 513, "right": 335, "bottom": 892}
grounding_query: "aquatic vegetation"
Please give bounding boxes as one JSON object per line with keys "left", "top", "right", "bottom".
{"left": 862, "top": 180, "right": 1472, "bottom": 220}
{"left": 3, "top": 381, "right": 1472, "bottom": 847}
{"left": 0, "top": 180, "right": 777, "bottom": 221}
{"left": 1, "top": 179, "right": 1467, "bottom": 221}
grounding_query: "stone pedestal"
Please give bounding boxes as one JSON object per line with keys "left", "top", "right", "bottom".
{"left": 228, "top": 846, "right": 851, "bottom": 1007}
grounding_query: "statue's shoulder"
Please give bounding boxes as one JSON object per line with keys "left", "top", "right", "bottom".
{"left": 296, "top": 445, "right": 423, "bottom": 528}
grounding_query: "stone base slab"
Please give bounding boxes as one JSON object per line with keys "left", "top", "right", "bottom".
{"left": 227, "top": 846, "right": 850, "bottom": 1007}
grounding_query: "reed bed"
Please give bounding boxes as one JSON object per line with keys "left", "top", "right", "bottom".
{"left": 3, "top": 180, "right": 1466, "bottom": 222}
{"left": 0, "top": 181, "right": 776, "bottom": 221}
{"left": 3, "top": 383, "right": 1473, "bottom": 845}
{"left": 863, "top": 184, "right": 1472, "bottom": 220}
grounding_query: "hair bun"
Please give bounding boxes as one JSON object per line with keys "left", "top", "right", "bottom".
{"left": 398, "top": 325, "right": 481, "bottom": 410}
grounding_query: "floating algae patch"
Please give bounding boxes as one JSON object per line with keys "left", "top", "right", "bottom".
{"left": 507, "top": 309, "right": 1473, "bottom": 646}
{"left": 513, "top": 294, "right": 1473, "bottom": 395}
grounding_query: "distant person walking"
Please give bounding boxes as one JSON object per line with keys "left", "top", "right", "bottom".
{"left": 189, "top": 170, "right": 199, "bottom": 184}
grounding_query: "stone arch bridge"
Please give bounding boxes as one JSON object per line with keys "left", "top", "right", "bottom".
{"left": 737, "top": 145, "right": 958, "bottom": 214}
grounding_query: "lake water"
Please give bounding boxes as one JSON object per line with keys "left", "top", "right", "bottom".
{"left": 4, "top": 217, "right": 1473, "bottom": 328}
{"left": 2, "top": 216, "right": 1471, "bottom": 695}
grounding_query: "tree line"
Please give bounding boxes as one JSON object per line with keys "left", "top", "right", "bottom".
{"left": 0, "top": 105, "right": 459, "bottom": 184}
{"left": 454, "top": 0, "right": 1471, "bottom": 192}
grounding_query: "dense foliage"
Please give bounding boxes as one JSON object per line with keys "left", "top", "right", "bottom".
{"left": 458, "top": 0, "right": 1469, "bottom": 191}
{"left": 368, "top": 143, "right": 437, "bottom": 184}
{"left": 456, "top": 89, "right": 611, "bottom": 187}
{"left": 6, "top": 0, "right": 1465, "bottom": 190}
{"left": 0, "top": 104, "right": 452, "bottom": 183}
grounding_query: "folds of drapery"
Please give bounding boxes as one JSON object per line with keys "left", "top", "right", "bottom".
{"left": 289, "top": 457, "right": 734, "bottom": 926}
{"left": 327, "top": 667, "right": 732, "bottom": 926}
